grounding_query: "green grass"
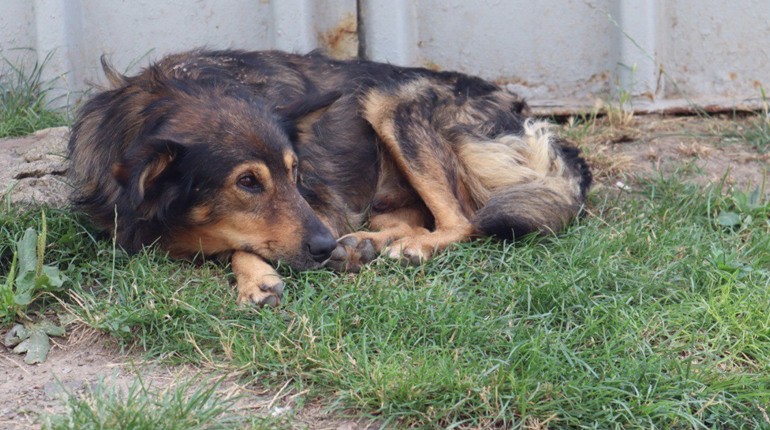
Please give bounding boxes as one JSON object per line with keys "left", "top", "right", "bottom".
{"left": 2, "top": 172, "right": 769, "bottom": 428}
{"left": 0, "top": 51, "right": 71, "bottom": 138}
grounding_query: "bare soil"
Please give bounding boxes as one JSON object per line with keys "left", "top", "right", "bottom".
{"left": 1, "top": 115, "right": 767, "bottom": 428}
{"left": 2, "top": 329, "right": 155, "bottom": 428}
{"left": 575, "top": 114, "right": 769, "bottom": 194}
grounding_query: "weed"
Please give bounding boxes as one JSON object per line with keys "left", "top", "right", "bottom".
{"left": 0, "top": 210, "right": 69, "bottom": 363}
{"left": 1, "top": 210, "right": 67, "bottom": 320}
{"left": 588, "top": 3, "right": 770, "bottom": 156}
{"left": 557, "top": 65, "right": 640, "bottom": 181}
{"left": 715, "top": 178, "right": 769, "bottom": 230}
{"left": 604, "top": 63, "right": 636, "bottom": 129}
{"left": 558, "top": 110, "right": 637, "bottom": 180}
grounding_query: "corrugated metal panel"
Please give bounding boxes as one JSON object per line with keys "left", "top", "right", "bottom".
{"left": 666, "top": 0, "right": 770, "bottom": 99}
{"left": 1, "top": 0, "right": 768, "bottom": 113}
{"left": 359, "top": 0, "right": 770, "bottom": 113}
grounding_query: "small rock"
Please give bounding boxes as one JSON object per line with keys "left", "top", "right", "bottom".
{"left": 615, "top": 181, "right": 632, "bottom": 191}
{"left": 0, "top": 127, "right": 71, "bottom": 207}
{"left": 270, "top": 405, "right": 292, "bottom": 416}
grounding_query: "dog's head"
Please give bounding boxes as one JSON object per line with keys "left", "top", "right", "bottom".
{"left": 111, "top": 76, "right": 339, "bottom": 269}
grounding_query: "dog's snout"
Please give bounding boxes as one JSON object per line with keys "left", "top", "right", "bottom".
{"left": 306, "top": 231, "right": 337, "bottom": 262}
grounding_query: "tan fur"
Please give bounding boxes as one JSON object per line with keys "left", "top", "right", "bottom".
{"left": 361, "top": 81, "right": 411, "bottom": 131}
{"left": 456, "top": 120, "right": 574, "bottom": 208}
{"left": 283, "top": 151, "right": 298, "bottom": 182}
{"left": 371, "top": 120, "right": 472, "bottom": 231}
{"left": 137, "top": 153, "right": 174, "bottom": 198}
{"left": 168, "top": 208, "right": 304, "bottom": 258}
{"left": 360, "top": 207, "right": 431, "bottom": 249}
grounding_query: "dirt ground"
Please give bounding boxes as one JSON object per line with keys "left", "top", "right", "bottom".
{"left": 1, "top": 114, "right": 768, "bottom": 428}
{"left": 576, "top": 114, "right": 769, "bottom": 194}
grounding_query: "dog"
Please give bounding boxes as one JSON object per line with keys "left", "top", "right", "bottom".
{"left": 68, "top": 49, "right": 592, "bottom": 307}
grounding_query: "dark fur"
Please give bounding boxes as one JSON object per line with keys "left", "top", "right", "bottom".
{"left": 69, "top": 49, "right": 591, "bottom": 302}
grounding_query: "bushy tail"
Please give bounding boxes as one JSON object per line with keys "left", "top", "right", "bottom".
{"left": 472, "top": 143, "right": 592, "bottom": 240}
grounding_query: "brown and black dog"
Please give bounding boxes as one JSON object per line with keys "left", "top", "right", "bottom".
{"left": 68, "top": 49, "right": 591, "bottom": 307}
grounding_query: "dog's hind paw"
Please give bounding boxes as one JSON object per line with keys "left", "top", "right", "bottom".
{"left": 381, "top": 227, "right": 473, "bottom": 266}
{"left": 325, "top": 235, "right": 378, "bottom": 273}
{"left": 383, "top": 238, "right": 432, "bottom": 266}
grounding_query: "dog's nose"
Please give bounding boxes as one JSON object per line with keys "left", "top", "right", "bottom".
{"left": 307, "top": 231, "right": 337, "bottom": 262}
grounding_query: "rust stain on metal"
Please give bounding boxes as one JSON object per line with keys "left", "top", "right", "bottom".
{"left": 318, "top": 15, "right": 358, "bottom": 60}
{"left": 584, "top": 72, "right": 609, "bottom": 85}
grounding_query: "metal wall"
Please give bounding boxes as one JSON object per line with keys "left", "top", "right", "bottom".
{"left": 1, "top": 0, "right": 768, "bottom": 113}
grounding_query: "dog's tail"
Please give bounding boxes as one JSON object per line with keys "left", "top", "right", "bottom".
{"left": 471, "top": 176, "right": 586, "bottom": 239}
{"left": 461, "top": 121, "right": 592, "bottom": 240}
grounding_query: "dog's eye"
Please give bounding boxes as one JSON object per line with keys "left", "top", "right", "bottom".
{"left": 237, "top": 174, "right": 262, "bottom": 192}
{"left": 291, "top": 162, "right": 298, "bottom": 182}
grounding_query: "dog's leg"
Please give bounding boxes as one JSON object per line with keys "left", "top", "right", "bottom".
{"left": 231, "top": 251, "right": 284, "bottom": 307}
{"left": 336, "top": 90, "right": 478, "bottom": 266}
{"left": 326, "top": 206, "right": 430, "bottom": 272}
{"left": 374, "top": 128, "right": 476, "bottom": 264}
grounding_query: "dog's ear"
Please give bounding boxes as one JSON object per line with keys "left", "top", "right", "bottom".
{"left": 113, "top": 140, "right": 187, "bottom": 208}
{"left": 277, "top": 91, "right": 342, "bottom": 139}
{"left": 100, "top": 55, "right": 127, "bottom": 89}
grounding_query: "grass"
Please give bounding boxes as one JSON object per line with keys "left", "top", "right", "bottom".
{"left": 2, "top": 171, "right": 769, "bottom": 428}
{"left": 0, "top": 51, "right": 70, "bottom": 138}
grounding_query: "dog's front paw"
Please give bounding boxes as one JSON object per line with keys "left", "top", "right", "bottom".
{"left": 325, "top": 235, "right": 378, "bottom": 273}
{"left": 236, "top": 277, "right": 284, "bottom": 307}
{"left": 231, "top": 251, "right": 284, "bottom": 308}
